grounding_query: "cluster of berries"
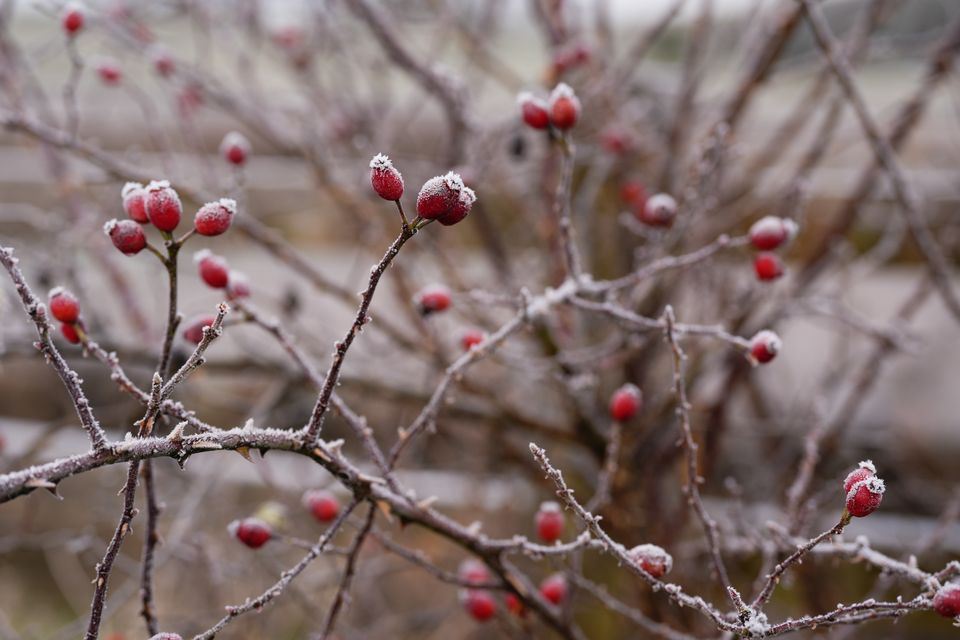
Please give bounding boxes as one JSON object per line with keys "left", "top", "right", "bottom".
{"left": 369, "top": 153, "right": 476, "bottom": 227}
{"left": 749, "top": 216, "right": 798, "bottom": 282}
{"left": 519, "top": 83, "right": 582, "bottom": 132}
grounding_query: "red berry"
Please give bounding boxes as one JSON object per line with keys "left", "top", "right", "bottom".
{"left": 457, "top": 559, "right": 490, "bottom": 586}
{"left": 518, "top": 93, "right": 550, "bottom": 130}
{"left": 194, "top": 198, "right": 236, "bottom": 236}
{"left": 609, "top": 383, "right": 642, "bottom": 421}
{"left": 96, "top": 59, "right": 122, "bottom": 85}
{"left": 933, "top": 583, "right": 960, "bottom": 618}
{"left": 437, "top": 186, "right": 476, "bottom": 226}
{"left": 843, "top": 460, "right": 884, "bottom": 518}
{"left": 369, "top": 153, "right": 404, "bottom": 201}
{"left": 60, "top": 322, "right": 81, "bottom": 344}
{"left": 551, "top": 42, "right": 591, "bottom": 76}
{"left": 302, "top": 489, "right": 340, "bottom": 523}
{"left": 548, "top": 83, "right": 581, "bottom": 130}
{"left": 535, "top": 501, "right": 564, "bottom": 543}
{"left": 151, "top": 47, "right": 175, "bottom": 77}
{"left": 121, "top": 182, "right": 149, "bottom": 224}
{"left": 621, "top": 180, "right": 647, "bottom": 207}
{"left": 145, "top": 180, "right": 182, "bottom": 232}
{"left": 228, "top": 517, "right": 272, "bottom": 549}
{"left": 226, "top": 271, "right": 251, "bottom": 299}
{"left": 220, "top": 132, "right": 250, "bottom": 166}
{"left": 505, "top": 593, "right": 525, "bottom": 617}
{"left": 749, "top": 330, "right": 781, "bottom": 364}
{"left": 628, "top": 544, "right": 673, "bottom": 579}
{"left": 416, "top": 172, "right": 471, "bottom": 222}
{"left": 539, "top": 573, "right": 568, "bottom": 605}
{"left": 639, "top": 193, "right": 677, "bottom": 228}
{"left": 461, "top": 329, "right": 485, "bottom": 351}
{"left": 600, "top": 126, "right": 631, "bottom": 155}
{"left": 194, "top": 250, "right": 229, "bottom": 289}
{"left": 48, "top": 288, "right": 80, "bottom": 324}
{"left": 103, "top": 219, "right": 147, "bottom": 255}
{"left": 462, "top": 589, "right": 496, "bottom": 622}
{"left": 754, "top": 252, "right": 784, "bottom": 281}
{"left": 182, "top": 314, "right": 215, "bottom": 345}
{"left": 415, "top": 285, "right": 452, "bottom": 315}
{"left": 61, "top": 3, "right": 84, "bottom": 35}
{"left": 749, "top": 216, "right": 798, "bottom": 251}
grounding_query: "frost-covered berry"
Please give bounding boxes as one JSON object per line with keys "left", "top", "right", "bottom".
{"left": 609, "top": 383, "right": 642, "bottom": 422}
{"left": 518, "top": 93, "right": 550, "bottom": 130}
{"left": 148, "top": 634, "right": 183, "bottom": 640}
{"left": 629, "top": 544, "right": 673, "bottom": 579}
{"left": 369, "top": 154, "right": 404, "bottom": 201}
{"left": 415, "top": 285, "right": 452, "bottom": 315}
{"left": 539, "top": 573, "right": 568, "bottom": 605}
{"left": 150, "top": 47, "right": 175, "bottom": 77}
{"left": 461, "top": 329, "right": 485, "bottom": 351}
{"left": 438, "top": 186, "right": 476, "bottom": 226}
{"left": 96, "top": 59, "right": 122, "bottom": 85}
{"left": 548, "top": 83, "right": 581, "bottom": 130}
{"left": 749, "top": 216, "right": 798, "bottom": 251}
{"left": 194, "top": 199, "right": 236, "bottom": 236}
{"left": 60, "top": 322, "right": 81, "bottom": 344}
{"left": 61, "top": 3, "right": 84, "bottom": 36}
{"left": 220, "top": 131, "right": 250, "bottom": 166}
{"left": 749, "top": 330, "right": 781, "bottom": 364}
{"left": 535, "top": 501, "right": 564, "bottom": 543}
{"left": 104, "top": 219, "right": 147, "bottom": 255}
{"left": 417, "top": 172, "right": 472, "bottom": 223}
{"left": 182, "top": 314, "right": 215, "bottom": 345}
{"left": 121, "top": 182, "right": 149, "bottom": 224}
{"left": 48, "top": 288, "right": 80, "bottom": 324}
{"left": 843, "top": 460, "right": 884, "bottom": 518}
{"left": 933, "top": 582, "right": 960, "bottom": 618}
{"left": 145, "top": 180, "right": 182, "bottom": 232}
{"left": 228, "top": 517, "right": 272, "bottom": 549}
{"left": 754, "top": 252, "right": 785, "bottom": 281}
{"left": 194, "top": 250, "right": 229, "bottom": 289}
{"left": 302, "top": 489, "right": 340, "bottom": 523}
{"left": 457, "top": 559, "right": 490, "bottom": 586}
{"left": 639, "top": 193, "right": 677, "bottom": 228}
{"left": 226, "top": 271, "right": 251, "bottom": 299}
{"left": 462, "top": 589, "right": 496, "bottom": 622}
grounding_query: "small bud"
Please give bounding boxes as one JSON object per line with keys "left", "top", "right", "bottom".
{"left": 461, "top": 329, "right": 485, "bottom": 351}
{"left": 369, "top": 154, "right": 404, "bottom": 201}
{"left": 628, "top": 544, "right": 673, "bottom": 578}
{"left": 461, "top": 589, "right": 496, "bottom": 622}
{"left": 121, "top": 182, "right": 149, "bottom": 224}
{"left": 749, "top": 330, "right": 781, "bottom": 364}
{"left": 933, "top": 582, "right": 960, "bottom": 618}
{"left": 194, "top": 250, "right": 229, "bottom": 289}
{"left": 104, "top": 219, "right": 147, "bottom": 255}
{"left": 145, "top": 180, "right": 182, "bottom": 232}
{"left": 539, "top": 573, "right": 568, "bottom": 605}
{"left": 639, "top": 193, "right": 677, "bottom": 228}
{"left": 194, "top": 198, "right": 236, "bottom": 236}
{"left": 220, "top": 131, "right": 251, "bottom": 166}
{"left": 749, "top": 216, "right": 798, "bottom": 251}
{"left": 843, "top": 460, "right": 884, "bottom": 518}
{"left": 228, "top": 517, "right": 272, "bottom": 549}
{"left": 535, "top": 501, "right": 564, "bottom": 543}
{"left": 415, "top": 285, "right": 452, "bottom": 315}
{"left": 182, "top": 314, "right": 215, "bottom": 344}
{"left": 48, "top": 287, "right": 80, "bottom": 324}
{"left": 61, "top": 3, "right": 85, "bottom": 36}
{"left": 609, "top": 383, "right": 642, "bottom": 422}
{"left": 754, "top": 252, "right": 785, "bottom": 281}
{"left": 302, "top": 489, "right": 340, "bottom": 523}
{"left": 548, "top": 83, "right": 581, "bottom": 130}
{"left": 518, "top": 93, "right": 550, "bottom": 130}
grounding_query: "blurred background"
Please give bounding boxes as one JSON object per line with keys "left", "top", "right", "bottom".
{"left": 0, "top": 0, "right": 959, "bottom": 638}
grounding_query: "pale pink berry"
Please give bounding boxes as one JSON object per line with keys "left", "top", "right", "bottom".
{"left": 548, "top": 83, "right": 581, "bottom": 130}
{"left": 228, "top": 517, "right": 272, "bottom": 549}
{"left": 629, "top": 544, "right": 673, "bottom": 578}
{"left": 194, "top": 250, "right": 229, "bottom": 289}
{"left": 61, "top": 3, "right": 84, "bottom": 36}
{"left": 145, "top": 180, "right": 182, "bottom": 232}
{"left": 48, "top": 287, "right": 80, "bottom": 324}
{"left": 518, "top": 93, "right": 549, "bottom": 130}
{"left": 302, "top": 489, "right": 340, "bottom": 523}
{"left": 754, "top": 252, "right": 785, "bottom": 281}
{"left": 639, "top": 193, "right": 677, "bottom": 228}
{"left": 415, "top": 285, "right": 452, "bottom": 315}
{"left": 194, "top": 198, "right": 236, "bottom": 236}
{"left": 843, "top": 460, "right": 884, "bottom": 518}
{"left": 104, "top": 219, "right": 147, "bottom": 255}
{"left": 933, "top": 582, "right": 960, "bottom": 618}
{"left": 609, "top": 383, "right": 642, "bottom": 421}
{"left": 539, "top": 573, "right": 567, "bottom": 605}
{"left": 220, "top": 132, "right": 250, "bottom": 166}
{"left": 96, "top": 59, "right": 122, "bottom": 85}
{"left": 369, "top": 154, "right": 404, "bottom": 201}
{"left": 226, "top": 271, "right": 251, "bottom": 299}
{"left": 182, "top": 314, "right": 215, "bottom": 345}
{"left": 749, "top": 330, "right": 781, "bottom": 364}
{"left": 121, "top": 182, "right": 149, "bottom": 223}
{"left": 749, "top": 216, "right": 798, "bottom": 251}
{"left": 535, "top": 501, "right": 564, "bottom": 543}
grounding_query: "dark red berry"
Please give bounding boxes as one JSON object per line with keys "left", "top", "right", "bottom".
{"left": 60, "top": 322, "right": 81, "bottom": 344}
{"left": 62, "top": 4, "right": 84, "bottom": 35}
{"left": 754, "top": 252, "right": 785, "bottom": 281}
{"left": 416, "top": 172, "right": 471, "bottom": 222}
{"left": 415, "top": 285, "right": 452, "bottom": 315}
{"left": 843, "top": 460, "right": 884, "bottom": 518}
{"left": 461, "top": 329, "right": 485, "bottom": 351}
{"left": 104, "top": 219, "right": 147, "bottom": 255}
{"left": 458, "top": 559, "right": 490, "bottom": 586}
{"left": 122, "top": 182, "right": 149, "bottom": 224}
{"left": 629, "top": 544, "right": 673, "bottom": 579}
{"left": 548, "top": 83, "right": 581, "bottom": 130}
{"left": 535, "top": 501, "right": 564, "bottom": 543}
{"left": 518, "top": 93, "right": 550, "bottom": 130}
{"left": 194, "top": 199, "right": 236, "bottom": 236}
{"left": 369, "top": 154, "right": 404, "bottom": 201}
{"left": 228, "top": 517, "right": 272, "bottom": 549}
{"left": 48, "top": 288, "right": 80, "bottom": 324}
{"left": 303, "top": 489, "right": 340, "bottom": 523}
{"left": 145, "top": 180, "right": 182, "bottom": 232}
{"left": 749, "top": 330, "right": 781, "bottom": 364}
{"left": 609, "top": 383, "right": 642, "bottom": 422}
{"left": 749, "top": 216, "right": 798, "bottom": 251}
{"left": 639, "top": 193, "right": 677, "bottom": 228}
{"left": 437, "top": 186, "right": 475, "bottom": 226}
{"left": 933, "top": 583, "right": 960, "bottom": 618}
{"left": 182, "top": 314, "right": 215, "bottom": 345}
{"left": 462, "top": 589, "right": 496, "bottom": 622}
{"left": 220, "top": 132, "right": 250, "bottom": 166}
{"left": 194, "top": 250, "right": 229, "bottom": 289}
{"left": 539, "top": 573, "right": 567, "bottom": 605}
